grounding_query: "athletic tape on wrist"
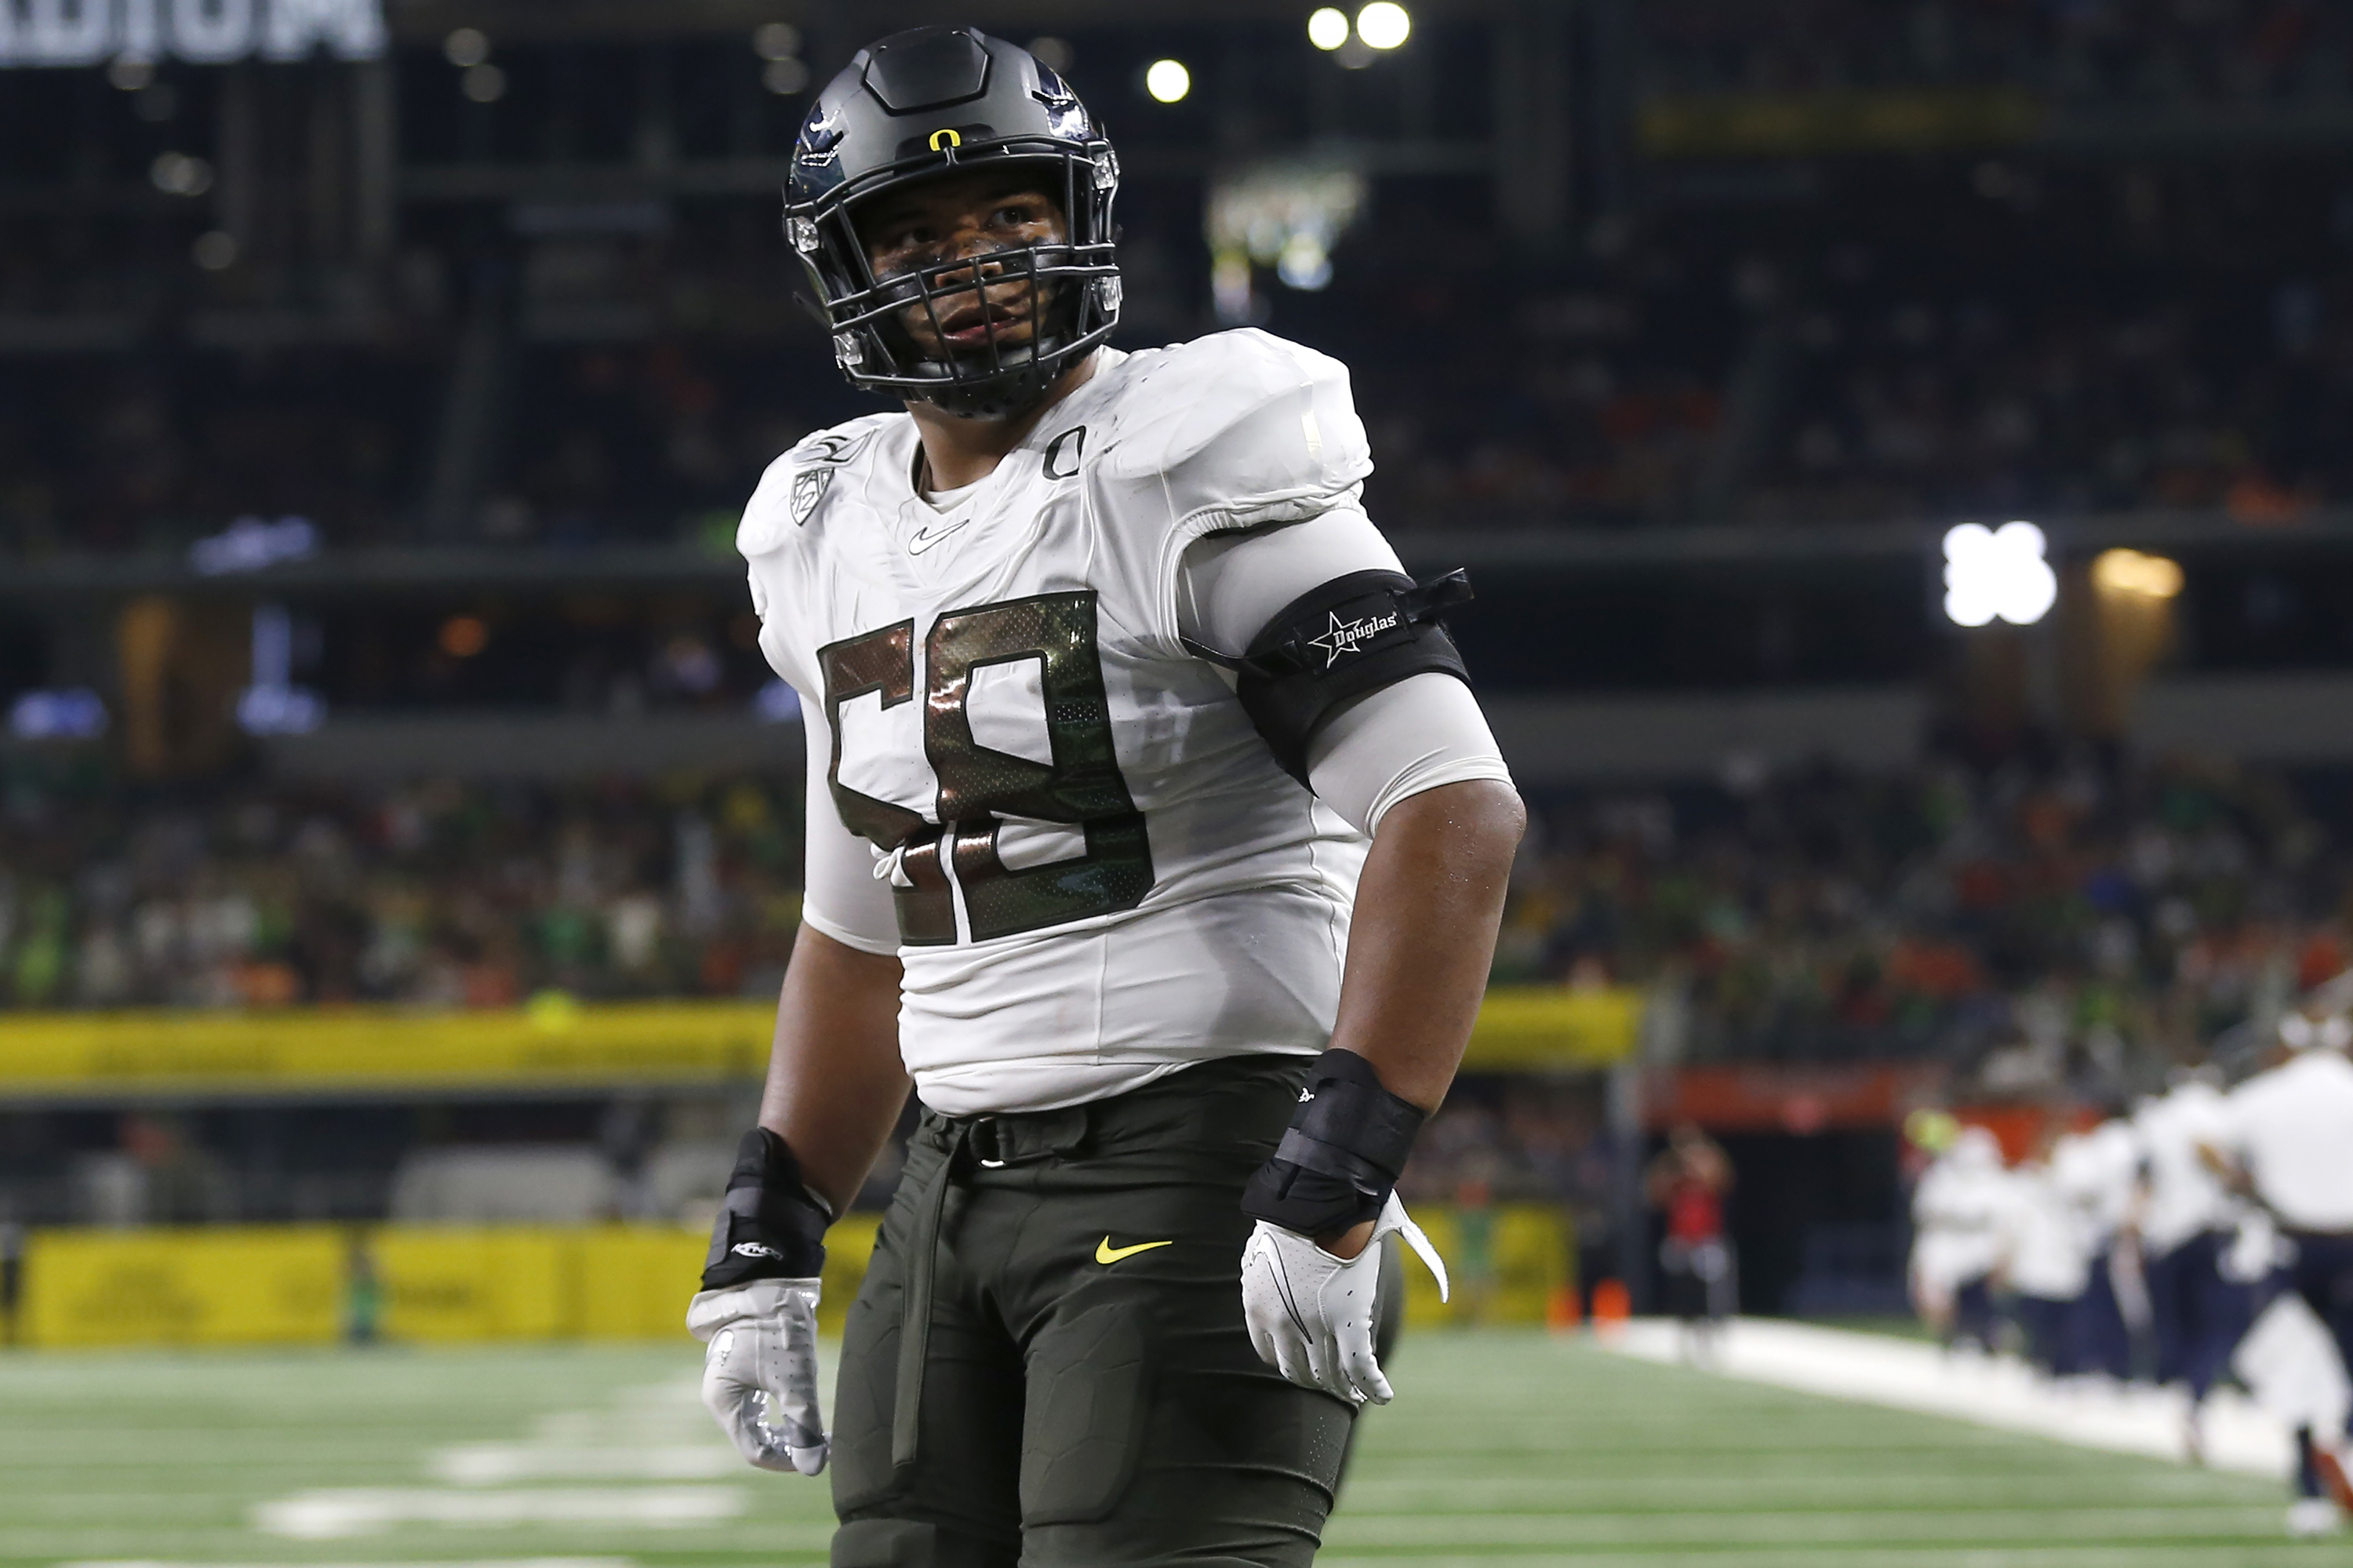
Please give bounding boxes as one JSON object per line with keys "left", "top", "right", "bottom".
{"left": 700, "top": 1127, "right": 834, "bottom": 1290}
{"left": 1241, "top": 1048, "right": 1427, "bottom": 1238}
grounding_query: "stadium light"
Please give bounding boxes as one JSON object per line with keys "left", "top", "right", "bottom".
{"left": 190, "top": 515, "right": 316, "bottom": 576}
{"left": 1356, "top": 2, "right": 1412, "bottom": 49}
{"left": 150, "top": 152, "right": 213, "bottom": 197}
{"left": 1277, "top": 234, "right": 1333, "bottom": 290}
{"left": 237, "top": 604, "right": 325, "bottom": 737}
{"left": 462, "top": 63, "right": 506, "bottom": 103}
{"left": 755, "top": 679, "right": 803, "bottom": 723}
{"left": 1942, "top": 521, "right": 2057, "bottom": 628}
{"left": 1307, "top": 8, "right": 1351, "bottom": 49}
{"left": 751, "top": 23, "right": 801, "bottom": 62}
{"left": 438, "top": 616, "right": 491, "bottom": 658}
{"left": 7, "top": 689, "right": 107, "bottom": 742}
{"left": 2091, "top": 548, "right": 2183, "bottom": 600}
{"left": 442, "top": 27, "right": 489, "bottom": 67}
{"left": 1144, "top": 59, "right": 1191, "bottom": 103}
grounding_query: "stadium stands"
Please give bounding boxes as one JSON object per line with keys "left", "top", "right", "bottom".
{"left": 2, "top": 754, "right": 2336, "bottom": 1094}
{"left": 8, "top": 8, "right": 2353, "bottom": 551}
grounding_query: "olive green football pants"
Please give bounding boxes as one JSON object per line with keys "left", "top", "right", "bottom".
{"left": 827, "top": 1053, "right": 1358, "bottom": 1568}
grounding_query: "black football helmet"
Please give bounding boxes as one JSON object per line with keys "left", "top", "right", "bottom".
{"left": 784, "top": 27, "right": 1121, "bottom": 420}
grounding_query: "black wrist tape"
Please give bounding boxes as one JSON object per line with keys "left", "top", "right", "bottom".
{"left": 1240, "top": 1048, "right": 1427, "bottom": 1238}
{"left": 700, "top": 1127, "right": 834, "bottom": 1290}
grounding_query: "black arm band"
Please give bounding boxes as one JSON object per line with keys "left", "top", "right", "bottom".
{"left": 1241, "top": 1047, "right": 1429, "bottom": 1238}
{"left": 1190, "top": 568, "right": 1475, "bottom": 786}
{"left": 700, "top": 1127, "right": 834, "bottom": 1290}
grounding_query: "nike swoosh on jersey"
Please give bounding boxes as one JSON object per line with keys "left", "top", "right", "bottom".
{"left": 1094, "top": 1236, "right": 1175, "bottom": 1264}
{"left": 906, "top": 517, "right": 974, "bottom": 556}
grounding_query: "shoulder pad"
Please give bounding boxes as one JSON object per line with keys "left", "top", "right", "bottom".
{"left": 1100, "top": 329, "right": 1371, "bottom": 530}
{"left": 737, "top": 418, "right": 894, "bottom": 558}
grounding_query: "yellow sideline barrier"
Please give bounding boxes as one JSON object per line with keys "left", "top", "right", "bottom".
{"left": 1402, "top": 1205, "right": 1573, "bottom": 1328}
{"left": 22, "top": 1218, "right": 882, "bottom": 1348}
{"left": 19, "top": 1206, "right": 1560, "bottom": 1347}
{"left": 0, "top": 987, "right": 1638, "bottom": 1098}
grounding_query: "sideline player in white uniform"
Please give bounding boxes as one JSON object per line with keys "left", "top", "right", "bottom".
{"left": 1911, "top": 1126, "right": 2010, "bottom": 1351}
{"left": 2208, "top": 1011, "right": 2353, "bottom": 1525}
{"left": 2001, "top": 1135, "right": 2093, "bottom": 1376}
{"left": 2133, "top": 1068, "right": 2248, "bottom": 1446}
{"left": 681, "top": 28, "right": 1523, "bottom": 1568}
{"left": 2050, "top": 1114, "right": 2144, "bottom": 1380}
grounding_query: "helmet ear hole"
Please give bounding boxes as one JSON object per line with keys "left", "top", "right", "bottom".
{"left": 784, "top": 26, "right": 1122, "bottom": 420}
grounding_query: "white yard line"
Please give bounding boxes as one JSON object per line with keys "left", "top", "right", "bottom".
{"left": 67, "top": 1560, "right": 631, "bottom": 1568}
{"left": 427, "top": 1443, "right": 740, "bottom": 1485}
{"left": 1600, "top": 1318, "right": 2296, "bottom": 1479}
{"left": 249, "top": 1374, "right": 755, "bottom": 1539}
{"left": 1318, "top": 1555, "right": 2337, "bottom": 1568}
{"left": 253, "top": 1488, "right": 743, "bottom": 1540}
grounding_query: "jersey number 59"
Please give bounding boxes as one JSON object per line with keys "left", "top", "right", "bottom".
{"left": 817, "top": 591, "right": 1154, "bottom": 946}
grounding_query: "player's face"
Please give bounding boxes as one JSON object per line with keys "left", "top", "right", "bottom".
{"left": 856, "top": 170, "right": 1068, "bottom": 359}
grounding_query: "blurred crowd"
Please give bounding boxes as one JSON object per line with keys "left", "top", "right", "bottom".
{"left": 0, "top": 762, "right": 802, "bottom": 1010}
{"left": 23, "top": 191, "right": 2353, "bottom": 555}
{"left": 6, "top": 7, "right": 2351, "bottom": 556}
{"left": 1, "top": 750, "right": 2342, "bottom": 1112}
{"left": 1646, "top": 0, "right": 2353, "bottom": 103}
{"left": 16, "top": 211, "right": 2343, "bottom": 555}
{"left": 1494, "top": 755, "right": 2353, "bottom": 1093}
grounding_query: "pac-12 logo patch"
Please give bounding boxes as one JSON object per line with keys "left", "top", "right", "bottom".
{"left": 790, "top": 469, "right": 833, "bottom": 526}
{"left": 787, "top": 428, "right": 871, "bottom": 526}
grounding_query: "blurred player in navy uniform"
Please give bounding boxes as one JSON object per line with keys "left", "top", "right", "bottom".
{"left": 2050, "top": 1109, "right": 2142, "bottom": 1381}
{"left": 2206, "top": 1008, "right": 2353, "bottom": 1528}
{"left": 2132, "top": 1064, "right": 2246, "bottom": 1459}
{"left": 678, "top": 28, "right": 1524, "bottom": 1568}
{"left": 2001, "top": 1129, "right": 2091, "bottom": 1377}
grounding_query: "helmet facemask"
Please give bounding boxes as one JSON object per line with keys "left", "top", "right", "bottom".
{"left": 785, "top": 32, "right": 1122, "bottom": 422}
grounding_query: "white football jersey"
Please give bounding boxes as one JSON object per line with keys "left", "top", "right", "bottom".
{"left": 1910, "top": 1148, "right": 2011, "bottom": 1293}
{"left": 2132, "top": 1080, "right": 2234, "bottom": 1253}
{"left": 740, "top": 330, "right": 1388, "bottom": 1116}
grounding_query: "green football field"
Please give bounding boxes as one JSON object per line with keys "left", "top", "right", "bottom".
{"left": 0, "top": 1330, "right": 2341, "bottom": 1568}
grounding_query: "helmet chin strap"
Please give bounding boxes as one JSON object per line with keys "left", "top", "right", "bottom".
{"left": 912, "top": 339, "right": 1067, "bottom": 421}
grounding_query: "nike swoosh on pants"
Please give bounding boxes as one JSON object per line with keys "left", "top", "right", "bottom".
{"left": 1096, "top": 1237, "right": 1176, "bottom": 1264}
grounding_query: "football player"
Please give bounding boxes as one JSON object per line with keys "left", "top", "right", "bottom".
{"left": 2000, "top": 1126, "right": 2093, "bottom": 1377}
{"left": 1910, "top": 1126, "right": 2009, "bottom": 1352}
{"left": 684, "top": 27, "right": 1523, "bottom": 1568}
{"left": 2049, "top": 1109, "right": 2143, "bottom": 1381}
{"left": 2206, "top": 1008, "right": 2353, "bottom": 1530}
{"left": 2130, "top": 1064, "right": 2248, "bottom": 1459}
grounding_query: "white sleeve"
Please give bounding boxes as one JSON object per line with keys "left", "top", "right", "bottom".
{"left": 1176, "top": 504, "right": 1402, "bottom": 657}
{"left": 797, "top": 698, "right": 900, "bottom": 956}
{"left": 1175, "top": 508, "right": 1513, "bottom": 838}
{"left": 1304, "top": 674, "right": 1514, "bottom": 837}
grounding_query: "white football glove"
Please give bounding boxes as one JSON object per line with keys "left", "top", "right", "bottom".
{"left": 1241, "top": 1191, "right": 1449, "bottom": 1406}
{"left": 686, "top": 1278, "right": 828, "bottom": 1475}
